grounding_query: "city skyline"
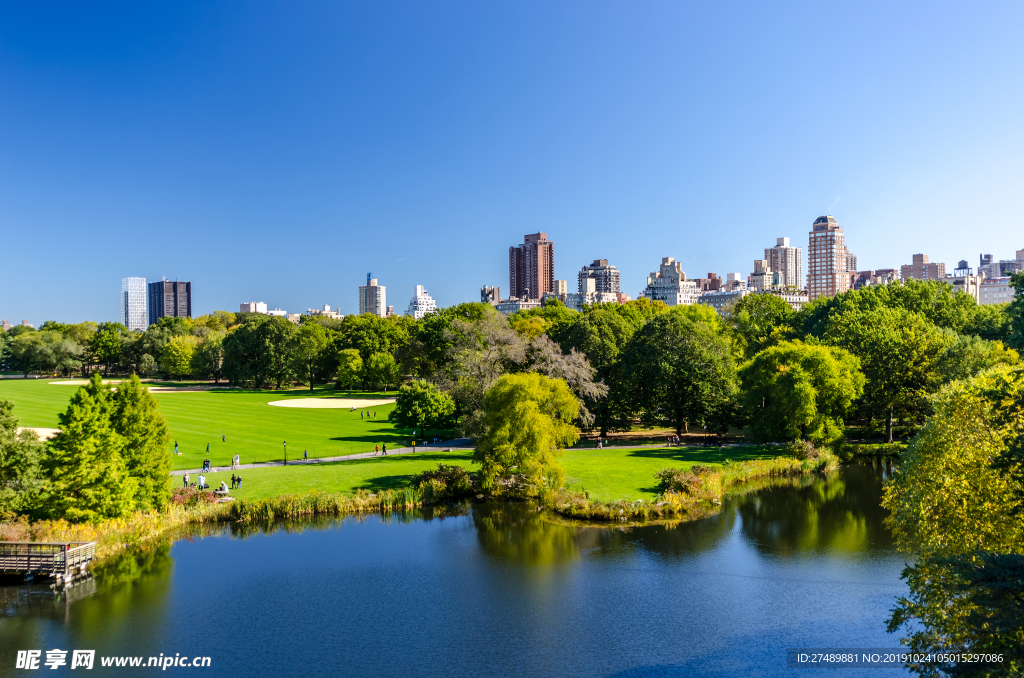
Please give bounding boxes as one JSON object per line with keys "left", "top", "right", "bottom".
{"left": 3, "top": 3, "right": 1024, "bottom": 324}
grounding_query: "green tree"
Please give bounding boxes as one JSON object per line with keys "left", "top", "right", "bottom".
{"left": 89, "top": 330, "right": 124, "bottom": 376}
{"left": 474, "top": 372, "right": 580, "bottom": 496}
{"left": 936, "top": 334, "right": 1019, "bottom": 384}
{"left": 190, "top": 332, "right": 226, "bottom": 383}
{"left": 45, "top": 373, "right": 135, "bottom": 522}
{"left": 108, "top": 376, "right": 172, "bottom": 512}
{"left": 0, "top": 400, "right": 45, "bottom": 515}
{"left": 616, "top": 309, "right": 738, "bottom": 436}
{"left": 1006, "top": 271, "right": 1024, "bottom": 351}
{"left": 222, "top": 314, "right": 297, "bottom": 388}
{"left": 335, "top": 349, "right": 363, "bottom": 391}
{"left": 823, "top": 307, "right": 951, "bottom": 442}
{"left": 729, "top": 293, "right": 794, "bottom": 359}
{"left": 290, "top": 322, "right": 330, "bottom": 391}
{"left": 388, "top": 380, "right": 456, "bottom": 439}
{"left": 739, "top": 340, "right": 864, "bottom": 445}
{"left": 160, "top": 335, "right": 198, "bottom": 379}
{"left": 365, "top": 352, "right": 400, "bottom": 391}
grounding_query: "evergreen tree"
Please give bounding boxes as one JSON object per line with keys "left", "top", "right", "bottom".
{"left": 46, "top": 373, "right": 135, "bottom": 522}
{"left": 110, "top": 375, "right": 172, "bottom": 512}
{"left": 0, "top": 399, "right": 45, "bottom": 515}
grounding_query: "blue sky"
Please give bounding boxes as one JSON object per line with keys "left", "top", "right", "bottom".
{"left": 2, "top": 1, "right": 1022, "bottom": 324}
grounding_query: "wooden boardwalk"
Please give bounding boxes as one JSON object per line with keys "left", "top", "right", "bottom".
{"left": 0, "top": 542, "right": 97, "bottom": 584}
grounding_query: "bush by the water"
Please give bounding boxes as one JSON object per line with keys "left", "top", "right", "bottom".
{"left": 169, "top": 486, "right": 219, "bottom": 507}
{"left": 412, "top": 464, "right": 473, "bottom": 502}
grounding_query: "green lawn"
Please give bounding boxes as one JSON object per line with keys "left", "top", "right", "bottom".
{"left": 0, "top": 379, "right": 417, "bottom": 471}
{"left": 561, "top": 444, "right": 784, "bottom": 501}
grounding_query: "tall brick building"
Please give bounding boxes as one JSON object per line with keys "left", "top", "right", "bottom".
{"left": 806, "top": 216, "right": 850, "bottom": 300}
{"left": 509, "top": 233, "right": 555, "bottom": 300}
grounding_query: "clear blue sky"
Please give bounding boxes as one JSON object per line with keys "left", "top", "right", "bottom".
{"left": 2, "top": 1, "right": 1022, "bottom": 324}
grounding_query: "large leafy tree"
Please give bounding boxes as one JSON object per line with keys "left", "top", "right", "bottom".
{"left": 223, "top": 314, "right": 297, "bottom": 388}
{"left": 45, "top": 373, "right": 135, "bottom": 522}
{"left": 883, "top": 366, "right": 1024, "bottom": 669}
{"left": 389, "top": 380, "right": 456, "bottom": 439}
{"left": 823, "top": 307, "right": 951, "bottom": 442}
{"left": 190, "top": 331, "right": 226, "bottom": 383}
{"left": 89, "top": 329, "right": 124, "bottom": 376}
{"left": 739, "top": 340, "right": 864, "bottom": 445}
{"left": 474, "top": 372, "right": 579, "bottom": 496}
{"left": 616, "top": 309, "right": 738, "bottom": 436}
{"left": 335, "top": 349, "right": 363, "bottom": 391}
{"left": 1006, "top": 271, "right": 1024, "bottom": 351}
{"left": 0, "top": 400, "right": 45, "bottom": 515}
{"left": 160, "top": 335, "right": 198, "bottom": 379}
{"left": 109, "top": 375, "right": 172, "bottom": 512}
{"left": 290, "top": 322, "right": 330, "bottom": 391}
{"left": 365, "top": 352, "right": 400, "bottom": 391}
{"left": 729, "top": 293, "right": 794, "bottom": 360}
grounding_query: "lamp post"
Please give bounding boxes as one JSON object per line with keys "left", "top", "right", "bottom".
{"left": 283, "top": 440, "right": 287, "bottom": 466}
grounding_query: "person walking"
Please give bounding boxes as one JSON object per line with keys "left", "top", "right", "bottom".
{"left": 198, "top": 473, "right": 206, "bottom": 490}
{"left": 230, "top": 474, "right": 237, "bottom": 489}
{"left": 373, "top": 411, "right": 376, "bottom": 419}
{"left": 234, "top": 453, "right": 240, "bottom": 469}
{"left": 360, "top": 411, "right": 364, "bottom": 419}
{"left": 206, "top": 442, "right": 210, "bottom": 454}
{"left": 236, "top": 475, "right": 242, "bottom": 488}
{"left": 183, "top": 473, "right": 189, "bottom": 488}
{"left": 375, "top": 444, "right": 379, "bottom": 455}
{"left": 222, "top": 433, "right": 226, "bottom": 442}
{"left": 174, "top": 441, "right": 179, "bottom": 455}
{"left": 382, "top": 443, "right": 387, "bottom": 456}
{"left": 303, "top": 449, "right": 308, "bottom": 462}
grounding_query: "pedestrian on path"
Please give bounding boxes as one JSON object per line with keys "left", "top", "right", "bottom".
{"left": 375, "top": 444, "right": 379, "bottom": 455}
{"left": 382, "top": 443, "right": 387, "bottom": 456}
{"left": 174, "top": 441, "right": 179, "bottom": 455}
{"left": 360, "top": 411, "right": 364, "bottom": 419}
{"left": 183, "top": 473, "right": 189, "bottom": 487}
{"left": 303, "top": 449, "right": 308, "bottom": 461}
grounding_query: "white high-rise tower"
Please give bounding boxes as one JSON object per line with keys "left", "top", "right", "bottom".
{"left": 121, "top": 277, "right": 147, "bottom": 331}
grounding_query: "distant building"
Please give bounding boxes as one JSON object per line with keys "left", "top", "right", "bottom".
{"left": 496, "top": 297, "right": 541, "bottom": 314}
{"left": 509, "top": 233, "right": 555, "bottom": 300}
{"left": 121, "top": 277, "right": 147, "bottom": 331}
{"left": 358, "top": 273, "right": 387, "bottom": 317}
{"left": 980, "top": 277, "right": 1014, "bottom": 305}
{"left": 1, "top": 320, "right": 10, "bottom": 331}
{"left": 565, "top": 277, "right": 619, "bottom": 311}
{"left": 852, "top": 269, "right": 899, "bottom": 290}
{"left": 691, "top": 273, "right": 722, "bottom": 292}
{"left": 306, "top": 304, "right": 344, "bottom": 320}
{"left": 640, "top": 257, "right": 701, "bottom": 306}
{"left": 616, "top": 292, "right": 632, "bottom": 304}
{"left": 749, "top": 260, "right": 779, "bottom": 292}
{"left": 764, "top": 289, "right": 809, "bottom": 311}
{"left": 577, "top": 259, "right": 620, "bottom": 295}
{"left": 287, "top": 313, "right": 302, "bottom": 324}
{"left": 845, "top": 252, "right": 858, "bottom": 274}
{"left": 481, "top": 286, "right": 501, "bottom": 306}
{"left": 239, "top": 301, "right": 268, "bottom": 314}
{"left": 980, "top": 254, "right": 994, "bottom": 276}
{"left": 901, "top": 254, "right": 947, "bottom": 281}
{"left": 20, "top": 320, "right": 33, "bottom": 329}
{"left": 722, "top": 272, "right": 747, "bottom": 291}
{"left": 555, "top": 280, "right": 568, "bottom": 295}
{"left": 764, "top": 237, "right": 803, "bottom": 289}
{"left": 148, "top": 279, "right": 192, "bottom": 326}
{"left": 386, "top": 305, "right": 395, "bottom": 318}
{"left": 950, "top": 274, "right": 984, "bottom": 304}
{"left": 807, "top": 216, "right": 850, "bottom": 300}
{"left": 267, "top": 308, "right": 288, "bottom": 317}
{"left": 699, "top": 289, "right": 750, "bottom": 316}
{"left": 405, "top": 286, "right": 438, "bottom": 319}
{"left": 953, "top": 260, "right": 972, "bottom": 277}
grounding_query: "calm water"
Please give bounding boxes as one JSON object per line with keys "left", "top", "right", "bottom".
{"left": 1, "top": 465, "right": 909, "bottom": 677}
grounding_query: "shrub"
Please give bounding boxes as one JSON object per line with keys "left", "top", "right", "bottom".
{"left": 413, "top": 464, "right": 473, "bottom": 503}
{"left": 170, "top": 486, "right": 218, "bottom": 507}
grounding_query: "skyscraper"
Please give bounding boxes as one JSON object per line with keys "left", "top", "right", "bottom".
{"left": 121, "top": 277, "right": 147, "bottom": 331}
{"left": 764, "top": 237, "right": 803, "bottom": 289}
{"left": 358, "top": 273, "right": 387, "bottom": 317}
{"left": 148, "top": 279, "right": 192, "bottom": 326}
{"left": 509, "top": 232, "right": 555, "bottom": 300}
{"left": 577, "top": 259, "right": 621, "bottom": 295}
{"left": 806, "top": 216, "right": 849, "bottom": 300}
{"left": 405, "top": 285, "right": 437, "bottom": 319}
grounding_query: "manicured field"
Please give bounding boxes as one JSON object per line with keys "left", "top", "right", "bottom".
{"left": 193, "top": 444, "right": 785, "bottom": 503}
{"left": 0, "top": 379, "right": 415, "bottom": 471}
{"left": 560, "top": 444, "right": 783, "bottom": 501}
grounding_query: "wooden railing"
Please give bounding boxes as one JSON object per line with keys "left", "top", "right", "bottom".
{"left": 0, "top": 542, "right": 97, "bottom": 577}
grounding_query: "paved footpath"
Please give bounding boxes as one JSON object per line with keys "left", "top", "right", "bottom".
{"left": 169, "top": 439, "right": 476, "bottom": 476}
{"left": 169, "top": 440, "right": 766, "bottom": 476}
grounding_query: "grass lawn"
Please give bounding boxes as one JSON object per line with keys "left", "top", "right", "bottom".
{"left": 193, "top": 449, "right": 477, "bottom": 501}
{"left": 0, "top": 379, "right": 419, "bottom": 471}
{"left": 560, "top": 444, "right": 785, "bottom": 501}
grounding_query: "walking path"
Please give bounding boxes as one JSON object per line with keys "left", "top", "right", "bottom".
{"left": 169, "top": 439, "right": 476, "bottom": 476}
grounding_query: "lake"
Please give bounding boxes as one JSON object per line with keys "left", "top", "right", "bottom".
{"left": 1, "top": 464, "right": 909, "bottom": 677}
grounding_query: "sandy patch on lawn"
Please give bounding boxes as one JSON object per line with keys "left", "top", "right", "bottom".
{"left": 17, "top": 427, "right": 60, "bottom": 439}
{"left": 49, "top": 379, "right": 120, "bottom": 385}
{"left": 268, "top": 398, "right": 395, "bottom": 409}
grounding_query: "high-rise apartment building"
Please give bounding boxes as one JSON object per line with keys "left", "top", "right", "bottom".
{"left": 577, "top": 259, "right": 620, "bottom": 295}
{"left": 480, "top": 286, "right": 500, "bottom": 306}
{"left": 405, "top": 285, "right": 438, "bottom": 319}
{"left": 764, "top": 237, "right": 803, "bottom": 289}
{"left": 358, "top": 273, "right": 387, "bottom": 317}
{"left": 900, "top": 254, "right": 947, "bottom": 281}
{"left": 509, "top": 233, "right": 555, "bottom": 300}
{"left": 749, "top": 260, "right": 780, "bottom": 291}
{"left": 845, "top": 252, "right": 858, "bottom": 273}
{"left": 121, "top": 277, "right": 147, "bottom": 331}
{"left": 640, "top": 257, "right": 701, "bottom": 306}
{"left": 240, "top": 301, "right": 268, "bottom": 314}
{"left": 148, "top": 279, "right": 192, "bottom": 326}
{"left": 806, "top": 216, "right": 850, "bottom": 300}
